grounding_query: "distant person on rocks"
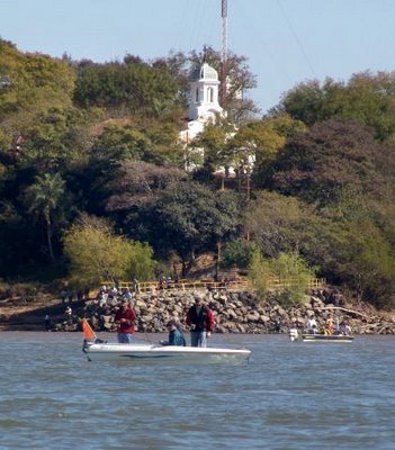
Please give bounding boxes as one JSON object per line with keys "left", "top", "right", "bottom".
{"left": 132, "top": 278, "right": 140, "bottom": 293}
{"left": 44, "top": 313, "right": 52, "bottom": 331}
{"left": 122, "top": 287, "right": 133, "bottom": 301}
{"left": 67, "top": 290, "right": 74, "bottom": 303}
{"left": 65, "top": 305, "right": 72, "bottom": 323}
{"left": 186, "top": 297, "right": 215, "bottom": 347}
{"left": 60, "top": 289, "right": 67, "bottom": 304}
{"left": 114, "top": 299, "right": 136, "bottom": 343}
{"left": 109, "top": 285, "right": 118, "bottom": 300}
{"left": 160, "top": 320, "right": 186, "bottom": 346}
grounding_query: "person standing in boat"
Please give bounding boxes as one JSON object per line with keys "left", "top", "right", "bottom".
{"left": 306, "top": 315, "right": 318, "bottom": 334}
{"left": 114, "top": 299, "right": 136, "bottom": 343}
{"left": 186, "top": 297, "right": 215, "bottom": 348}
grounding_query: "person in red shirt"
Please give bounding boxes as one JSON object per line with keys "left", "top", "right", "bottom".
{"left": 114, "top": 299, "right": 136, "bottom": 343}
{"left": 186, "top": 297, "right": 215, "bottom": 347}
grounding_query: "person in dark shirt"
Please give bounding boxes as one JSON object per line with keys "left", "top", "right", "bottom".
{"left": 186, "top": 297, "right": 215, "bottom": 347}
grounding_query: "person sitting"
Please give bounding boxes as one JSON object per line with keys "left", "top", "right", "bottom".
{"left": 338, "top": 321, "right": 352, "bottom": 335}
{"left": 160, "top": 320, "right": 186, "bottom": 346}
{"left": 323, "top": 317, "right": 335, "bottom": 335}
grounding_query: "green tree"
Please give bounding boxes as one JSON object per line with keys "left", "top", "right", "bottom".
{"left": 331, "top": 218, "right": 395, "bottom": 308}
{"left": 73, "top": 60, "right": 180, "bottom": 118}
{"left": 0, "top": 39, "right": 75, "bottom": 136}
{"left": 245, "top": 191, "right": 312, "bottom": 258}
{"left": 277, "top": 72, "right": 395, "bottom": 141}
{"left": 192, "top": 121, "right": 231, "bottom": 173}
{"left": 221, "top": 238, "right": 255, "bottom": 269}
{"left": 249, "top": 250, "right": 317, "bottom": 304}
{"left": 25, "top": 173, "right": 65, "bottom": 262}
{"left": 266, "top": 120, "right": 386, "bottom": 206}
{"left": 128, "top": 240, "right": 156, "bottom": 281}
{"left": 63, "top": 215, "right": 155, "bottom": 286}
{"left": 138, "top": 182, "right": 241, "bottom": 274}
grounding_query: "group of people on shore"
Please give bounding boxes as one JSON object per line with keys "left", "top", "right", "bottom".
{"left": 114, "top": 296, "right": 215, "bottom": 348}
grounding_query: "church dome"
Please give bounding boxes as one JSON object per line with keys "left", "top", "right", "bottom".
{"left": 190, "top": 62, "right": 219, "bottom": 81}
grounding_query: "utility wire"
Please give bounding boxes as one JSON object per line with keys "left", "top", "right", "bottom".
{"left": 276, "top": 0, "right": 317, "bottom": 78}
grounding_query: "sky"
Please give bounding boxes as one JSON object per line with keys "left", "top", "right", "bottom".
{"left": 1, "top": 0, "right": 395, "bottom": 113}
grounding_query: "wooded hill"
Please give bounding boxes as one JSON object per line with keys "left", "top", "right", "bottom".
{"left": 0, "top": 38, "right": 394, "bottom": 308}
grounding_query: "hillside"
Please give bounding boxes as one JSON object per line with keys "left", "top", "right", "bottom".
{"left": 0, "top": 38, "right": 395, "bottom": 309}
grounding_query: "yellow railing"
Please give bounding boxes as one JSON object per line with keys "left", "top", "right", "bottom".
{"left": 96, "top": 277, "right": 326, "bottom": 295}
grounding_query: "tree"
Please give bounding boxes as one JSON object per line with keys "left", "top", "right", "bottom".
{"left": 18, "top": 106, "right": 95, "bottom": 172}
{"left": 266, "top": 120, "right": 386, "bottom": 206}
{"left": 245, "top": 191, "right": 311, "bottom": 258}
{"left": 249, "top": 249, "right": 317, "bottom": 304}
{"left": 221, "top": 238, "right": 255, "bottom": 269}
{"left": 335, "top": 221, "right": 395, "bottom": 307}
{"left": 73, "top": 60, "right": 181, "bottom": 119}
{"left": 136, "top": 182, "right": 242, "bottom": 274}
{"left": 25, "top": 173, "right": 65, "bottom": 262}
{"left": 229, "top": 114, "right": 307, "bottom": 185}
{"left": 0, "top": 40, "right": 75, "bottom": 137}
{"left": 192, "top": 121, "right": 232, "bottom": 173}
{"left": 103, "top": 161, "right": 186, "bottom": 213}
{"left": 277, "top": 72, "right": 395, "bottom": 141}
{"left": 63, "top": 215, "right": 155, "bottom": 286}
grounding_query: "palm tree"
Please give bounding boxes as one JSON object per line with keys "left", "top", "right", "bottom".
{"left": 26, "top": 173, "right": 65, "bottom": 263}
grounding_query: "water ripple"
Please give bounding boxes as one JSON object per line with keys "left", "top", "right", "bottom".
{"left": 0, "top": 333, "right": 394, "bottom": 449}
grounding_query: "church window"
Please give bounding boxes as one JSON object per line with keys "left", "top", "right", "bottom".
{"left": 196, "top": 87, "right": 199, "bottom": 102}
{"left": 208, "top": 87, "right": 214, "bottom": 103}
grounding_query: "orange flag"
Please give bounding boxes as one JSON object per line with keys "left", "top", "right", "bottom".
{"left": 82, "top": 319, "right": 97, "bottom": 341}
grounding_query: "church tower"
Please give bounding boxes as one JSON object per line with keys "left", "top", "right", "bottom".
{"left": 188, "top": 62, "right": 223, "bottom": 122}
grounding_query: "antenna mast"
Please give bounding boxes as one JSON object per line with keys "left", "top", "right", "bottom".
{"left": 220, "top": 0, "right": 228, "bottom": 106}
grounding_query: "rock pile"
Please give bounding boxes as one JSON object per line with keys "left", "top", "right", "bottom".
{"left": 54, "top": 289, "right": 395, "bottom": 335}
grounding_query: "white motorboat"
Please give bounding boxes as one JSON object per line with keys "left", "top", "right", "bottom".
{"left": 288, "top": 328, "right": 354, "bottom": 343}
{"left": 301, "top": 333, "right": 354, "bottom": 343}
{"left": 81, "top": 320, "right": 251, "bottom": 362}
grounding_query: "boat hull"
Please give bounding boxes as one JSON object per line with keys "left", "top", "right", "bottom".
{"left": 301, "top": 334, "right": 354, "bottom": 343}
{"left": 83, "top": 342, "right": 251, "bottom": 362}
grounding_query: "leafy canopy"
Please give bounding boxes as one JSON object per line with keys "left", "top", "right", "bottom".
{"left": 63, "top": 215, "right": 155, "bottom": 286}
{"left": 249, "top": 250, "right": 317, "bottom": 304}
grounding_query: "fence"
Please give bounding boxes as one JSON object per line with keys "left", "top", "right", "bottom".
{"left": 97, "top": 277, "right": 326, "bottom": 295}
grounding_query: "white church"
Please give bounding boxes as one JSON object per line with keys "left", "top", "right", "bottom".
{"left": 180, "top": 61, "right": 223, "bottom": 147}
{"left": 180, "top": 61, "right": 253, "bottom": 177}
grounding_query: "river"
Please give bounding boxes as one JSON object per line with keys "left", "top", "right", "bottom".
{"left": 0, "top": 333, "right": 394, "bottom": 449}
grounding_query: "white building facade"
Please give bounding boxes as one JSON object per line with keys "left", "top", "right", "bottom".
{"left": 180, "top": 62, "right": 223, "bottom": 144}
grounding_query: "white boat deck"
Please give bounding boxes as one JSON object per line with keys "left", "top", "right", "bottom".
{"left": 83, "top": 341, "right": 252, "bottom": 362}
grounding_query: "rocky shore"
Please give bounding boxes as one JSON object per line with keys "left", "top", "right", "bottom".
{"left": 45, "top": 289, "right": 395, "bottom": 335}
{"left": 1, "top": 286, "right": 395, "bottom": 334}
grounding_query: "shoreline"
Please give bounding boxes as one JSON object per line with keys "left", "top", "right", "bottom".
{"left": 1, "top": 289, "right": 394, "bottom": 334}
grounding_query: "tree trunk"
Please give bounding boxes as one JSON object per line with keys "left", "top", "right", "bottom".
{"left": 46, "top": 217, "right": 55, "bottom": 263}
